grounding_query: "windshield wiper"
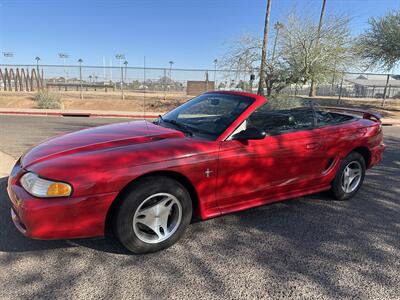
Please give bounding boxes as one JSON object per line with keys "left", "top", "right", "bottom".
{"left": 160, "top": 117, "right": 193, "bottom": 137}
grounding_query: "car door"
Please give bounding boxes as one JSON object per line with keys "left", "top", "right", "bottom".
{"left": 216, "top": 107, "right": 329, "bottom": 213}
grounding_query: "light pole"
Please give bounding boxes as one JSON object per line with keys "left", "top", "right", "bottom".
{"left": 2, "top": 51, "right": 14, "bottom": 62}
{"left": 213, "top": 59, "right": 218, "bottom": 89}
{"left": 169, "top": 60, "right": 174, "bottom": 80}
{"left": 2, "top": 52, "right": 14, "bottom": 91}
{"left": 124, "top": 60, "right": 128, "bottom": 85}
{"left": 58, "top": 53, "right": 69, "bottom": 82}
{"left": 115, "top": 54, "right": 125, "bottom": 96}
{"left": 35, "top": 56, "right": 40, "bottom": 74}
{"left": 122, "top": 60, "right": 128, "bottom": 100}
{"left": 35, "top": 57, "right": 41, "bottom": 90}
{"left": 78, "top": 58, "right": 83, "bottom": 99}
{"left": 115, "top": 54, "right": 125, "bottom": 67}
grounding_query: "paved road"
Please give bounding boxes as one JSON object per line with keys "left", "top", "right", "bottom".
{"left": 0, "top": 115, "right": 132, "bottom": 158}
{"left": 0, "top": 115, "right": 399, "bottom": 299}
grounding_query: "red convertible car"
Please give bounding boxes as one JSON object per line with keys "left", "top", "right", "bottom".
{"left": 7, "top": 91, "right": 384, "bottom": 253}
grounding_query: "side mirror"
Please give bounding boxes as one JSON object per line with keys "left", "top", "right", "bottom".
{"left": 232, "top": 127, "right": 266, "bottom": 140}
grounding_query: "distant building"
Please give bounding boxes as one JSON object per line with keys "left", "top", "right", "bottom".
{"left": 344, "top": 75, "right": 400, "bottom": 98}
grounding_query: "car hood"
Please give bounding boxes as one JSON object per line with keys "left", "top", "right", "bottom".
{"left": 21, "top": 120, "right": 184, "bottom": 168}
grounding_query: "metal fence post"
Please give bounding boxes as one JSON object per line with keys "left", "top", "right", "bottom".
{"left": 121, "top": 66, "right": 124, "bottom": 100}
{"left": 205, "top": 71, "right": 209, "bottom": 91}
{"left": 338, "top": 72, "right": 344, "bottom": 104}
{"left": 78, "top": 59, "right": 83, "bottom": 100}
{"left": 163, "top": 68, "right": 166, "bottom": 100}
{"left": 382, "top": 74, "right": 390, "bottom": 107}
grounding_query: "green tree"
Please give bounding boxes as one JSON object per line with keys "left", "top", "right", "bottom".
{"left": 280, "top": 14, "right": 352, "bottom": 94}
{"left": 355, "top": 11, "right": 400, "bottom": 71}
{"left": 219, "top": 34, "right": 293, "bottom": 96}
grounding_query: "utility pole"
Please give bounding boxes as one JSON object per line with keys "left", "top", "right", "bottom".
{"left": 257, "top": 0, "right": 272, "bottom": 95}
{"left": 309, "top": 0, "right": 327, "bottom": 97}
{"left": 78, "top": 58, "right": 83, "bottom": 99}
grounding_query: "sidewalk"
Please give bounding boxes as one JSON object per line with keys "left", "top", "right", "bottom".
{"left": 0, "top": 107, "right": 399, "bottom": 126}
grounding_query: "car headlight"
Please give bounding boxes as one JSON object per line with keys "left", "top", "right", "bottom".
{"left": 20, "top": 172, "right": 72, "bottom": 198}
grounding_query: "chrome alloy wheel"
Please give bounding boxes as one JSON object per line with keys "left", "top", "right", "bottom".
{"left": 341, "top": 161, "right": 362, "bottom": 193}
{"left": 133, "top": 193, "right": 182, "bottom": 244}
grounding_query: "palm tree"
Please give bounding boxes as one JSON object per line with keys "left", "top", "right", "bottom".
{"left": 309, "top": 0, "right": 327, "bottom": 97}
{"left": 257, "top": 0, "right": 272, "bottom": 95}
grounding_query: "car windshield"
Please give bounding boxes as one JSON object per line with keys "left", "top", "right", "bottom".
{"left": 158, "top": 93, "right": 254, "bottom": 139}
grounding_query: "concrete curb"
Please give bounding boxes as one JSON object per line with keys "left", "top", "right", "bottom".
{"left": 0, "top": 151, "right": 16, "bottom": 178}
{"left": 381, "top": 119, "right": 400, "bottom": 127}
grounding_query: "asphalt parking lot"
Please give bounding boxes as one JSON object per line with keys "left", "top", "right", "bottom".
{"left": 0, "top": 115, "right": 399, "bottom": 299}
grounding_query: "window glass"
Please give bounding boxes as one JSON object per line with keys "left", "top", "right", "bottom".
{"left": 246, "top": 98, "right": 315, "bottom": 134}
{"left": 161, "top": 93, "right": 254, "bottom": 139}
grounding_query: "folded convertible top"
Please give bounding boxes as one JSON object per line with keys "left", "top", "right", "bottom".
{"left": 319, "top": 106, "right": 382, "bottom": 122}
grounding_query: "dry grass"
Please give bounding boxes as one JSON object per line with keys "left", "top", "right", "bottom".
{"left": 0, "top": 90, "right": 192, "bottom": 112}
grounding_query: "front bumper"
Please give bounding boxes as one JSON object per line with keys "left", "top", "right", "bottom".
{"left": 7, "top": 162, "right": 118, "bottom": 240}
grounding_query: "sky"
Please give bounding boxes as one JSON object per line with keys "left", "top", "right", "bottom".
{"left": 0, "top": 0, "right": 399, "bottom": 70}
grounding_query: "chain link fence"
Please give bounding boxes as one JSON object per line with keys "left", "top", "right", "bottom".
{"left": 282, "top": 72, "right": 400, "bottom": 106}
{"left": 1, "top": 64, "right": 399, "bottom": 108}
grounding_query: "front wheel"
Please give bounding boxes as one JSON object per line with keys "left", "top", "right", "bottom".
{"left": 114, "top": 176, "right": 192, "bottom": 254}
{"left": 331, "top": 152, "right": 366, "bottom": 200}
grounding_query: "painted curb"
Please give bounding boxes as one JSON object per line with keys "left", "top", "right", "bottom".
{"left": 0, "top": 110, "right": 159, "bottom": 119}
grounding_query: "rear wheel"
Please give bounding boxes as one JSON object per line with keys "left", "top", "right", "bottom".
{"left": 114, "top": 176, "right": 192, "bottom": 254}
{"left": 331, "top": 152, "right": 366, "bottom": 200}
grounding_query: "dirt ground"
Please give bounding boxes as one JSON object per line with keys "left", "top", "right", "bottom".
{"left": 0, "top": 91, "right": 399, "bottom": 118}
{"left": 0, "top": 91, "right": 192, "bottom": 113}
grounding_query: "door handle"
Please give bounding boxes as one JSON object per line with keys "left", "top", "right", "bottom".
{"left": 305, "top": 143, "right": 320, "bottom": 150}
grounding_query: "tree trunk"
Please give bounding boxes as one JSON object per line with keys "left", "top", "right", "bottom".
{"left": 309, "top": 80, "right": 316, "bottom": 97}
{"left": 266, "top": 86, "right": 273, "bottom": 96}
{"left": 257, "top": 0, "right": 272, "bottom": 95}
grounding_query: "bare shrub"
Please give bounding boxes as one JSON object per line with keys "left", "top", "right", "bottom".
{"left": 34, "top": 91, "right": 63, "bottom": 109}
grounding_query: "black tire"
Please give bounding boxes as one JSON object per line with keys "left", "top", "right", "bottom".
{"left": 114, "top": 176, "right": 192, "bottom": 254}
{"left": 331, "top": 152, "right": 366, "bottom": 200}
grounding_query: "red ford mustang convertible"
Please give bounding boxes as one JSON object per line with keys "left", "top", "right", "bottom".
{"left": 7, "top": 91, "right": 384, "bottom": 253}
